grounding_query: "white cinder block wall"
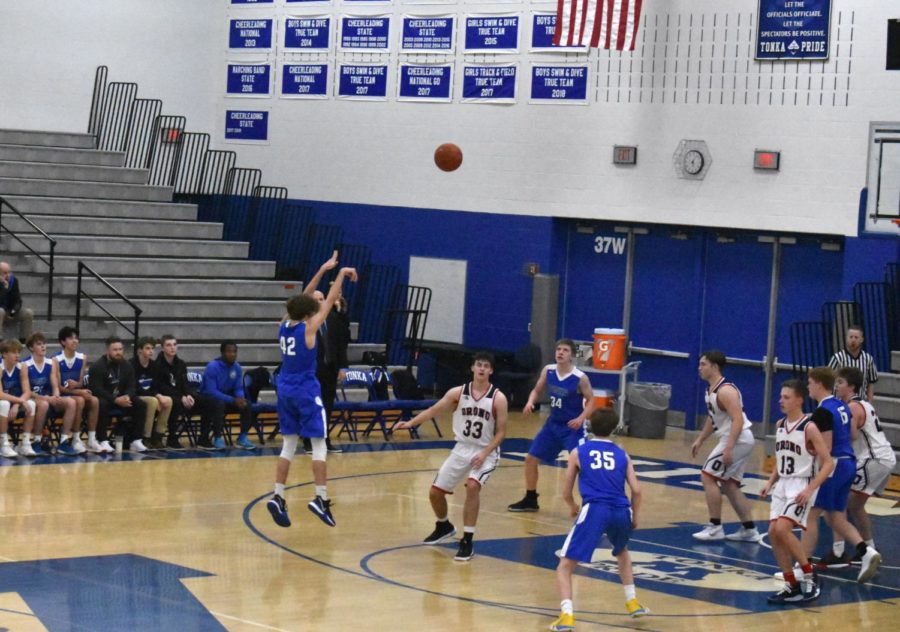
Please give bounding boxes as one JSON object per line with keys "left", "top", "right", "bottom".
{"left": 2, "top": 1, "right": 898, "bottom": 237}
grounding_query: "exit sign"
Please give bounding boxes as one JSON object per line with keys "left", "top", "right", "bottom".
{"left": 613, "top": 145, "right": 637, "bottom": 165}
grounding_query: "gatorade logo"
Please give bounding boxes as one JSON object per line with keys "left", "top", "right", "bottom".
{"left": 596, "top": 339, "right": 614, "bottom": 363}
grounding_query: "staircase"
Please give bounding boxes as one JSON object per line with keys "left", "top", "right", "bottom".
{"left": 0, "top": 128, "right": 381, "bottom": 368}
{"left": 877, "top": 351, "right": 900, "bottom": 474}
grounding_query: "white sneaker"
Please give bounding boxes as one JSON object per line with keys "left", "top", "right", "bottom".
{"left": 857, "top": 547, "right": 882, "bottom": 583}
{"left": 98, "top": 440, "right": 114, "bottom": 453}
{"left": 86, "top": 439, "right": 104, "bottom": 453}
{"left": 692, "top": 524, "right": 725, "bottom": 541}
{"left": 725, "top": 527, "right": 761, "bottom": 542}
{"left": 0, "top": 442, "right": 17, "bottom": 458}
{"left": 773, "top": 564, "right": 802, "bottom": 581}
{"left": 72, "top": 437, "right": 87, "bottom": 454}
{"left": 129, "top": 439, "right": 148, "bottom": 453}
{"left": 16, "top": 442, "right": 37, "bottom": 457}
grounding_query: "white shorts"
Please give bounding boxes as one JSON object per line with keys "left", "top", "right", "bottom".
{"left": 432, "top": 443, "right": 500, "bottom": 492}
{"left": 770, "top": 477, "right": 818, "bottom": 529}
{"left": 702, "top": 432, "right": 755, "bottom": 483}
{"left": 0, "top": 399, "right": 36, "bottom": 418}
{"left": 852, "top": 458, "right": 895, "bottom": 497}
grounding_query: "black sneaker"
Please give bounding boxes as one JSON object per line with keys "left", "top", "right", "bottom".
{"left": 166, "top": 438, "right": 186, "bottom": 451}
{"left": 302, "top": 437, "right": 312, "bottom": 452}
{"left": 423, "top": 521, "right": 457, "bottom": 545}
{"left": 814, "top": 551, "right": 851, "bottom": 570}
{"left": 326, "top": 439, "right": 343, "bottom": 454}
{"left": 267, "top": 494, "right": 291, "bottom": 528}
{"left": 767, "top": 582, "right": 805, "bottom": 604}
{"left": 454, "top": 539, "right": 474, "bottom": 561}
{"left": 507, "top": 493, "right": 539, "bottom": 512}
{"left": 308, "top": 495, "right": 336, "bottom": 527}
{"left": 801, "top": 569, "right": 820, "bottom": 602}
{"left": 197, "top": 439, "right": 216, "bottom": 451}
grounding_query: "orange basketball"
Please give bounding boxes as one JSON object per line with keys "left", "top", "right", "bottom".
{"left": 434, "top": 143, "right": 463, "bottom": 172}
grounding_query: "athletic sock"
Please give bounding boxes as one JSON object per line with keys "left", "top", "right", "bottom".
{"left": 525, "top": 490, "right": 538, "bottom": 500}
{"left": 833, "top": 540, "right": 845, "bottom": 556}
{"left": 801, "top": 563, "right": 813, "bottom": 575}
{"left": 274, "top": 483, "right": 285, "bottom": 497}
{"left": 561, "top": 599, "right": 573, "bottom": 616}
{"left": 784, "top": 571, "right": 798, "bottom": 587}
{"left": 865, "top": 539, "right": 875, "bottom": 549}
{"left": 741, "top": 521, "right": 755, "bottom": 530}
{"left": 856, "top": 542, "right": 868, "bottom": 558}
{"left": 710, "top": 518, "right": 722, "bottom": 526}
{"left": 315, "top": 485, "right": 328, "bottom": 501}
{"left": 623, "top": 584, "right": 636, "bottom": 601}
{"left": 437, "top": 516, "right": 449, "bottom": 523}
{"left": 462, "top": 527, "right": 475, "bottom": 542}
{"left": 88, "top": 431, "right": 97, "bottom": 442}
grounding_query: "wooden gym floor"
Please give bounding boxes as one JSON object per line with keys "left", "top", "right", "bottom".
{"left": 0, "top": 411, "right": 897, "bottom": 631}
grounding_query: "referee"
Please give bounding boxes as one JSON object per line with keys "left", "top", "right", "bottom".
{"left": 828, "top": 325, "right": 878, "bottom": 401}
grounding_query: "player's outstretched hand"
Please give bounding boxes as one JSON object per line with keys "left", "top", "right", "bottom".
{"left": 690, "top": 439, "right": 702, "bottom": 458}
{"left": 794, "top": 486, "right": 814, "bottom": 507}
{"left": 567, "top": 418, "right": 583, "bottom": 430}
{"left": 523, "top": 401, "right": 534, "bottom": 414}
{"left": 321, "top": 250, "right": 339, "bottom": 271}
{"left": 340, "top": 267, "right": 358, "bottom": 283}
{"left": 393, "top": 420, "right": 411, "bottom": 431}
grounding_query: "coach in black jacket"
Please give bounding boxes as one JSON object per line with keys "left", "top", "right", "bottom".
{"left": 88, "top": 336, "right": 146, "bottom": 451}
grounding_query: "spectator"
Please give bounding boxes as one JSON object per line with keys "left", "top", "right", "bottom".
{"left": 88, "top": 336, "right": 147, "bottom": 453}
{"left": 131, "top": 336, "right": 172, "bottom": 451}
{"left": 202, "top": 341, "right": 255, "bottom": 450}
{"left": 156, "top": 334, "right": 220, "bottom": 450}
{"left": 54, "top": 326, "right": 100, "bottom": 453}
{"left": 828, "top": 325, "right": 878, "bottom": 401}
{"left": 0, "top": 261, "right": 34, "bottom": 341}
{"left": 0, "top": 338, "right": 37, "bottom": 457}
{"left": 25, "top": 333, "right": 81, "bottom": 455}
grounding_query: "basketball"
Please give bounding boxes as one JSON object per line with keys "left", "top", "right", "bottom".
{"left": 434, "top": 143, "right": 463, "bottom": 172}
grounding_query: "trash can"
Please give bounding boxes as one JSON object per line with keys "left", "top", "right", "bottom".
{"left": 626, "top": 382, "right": 671, "bottom": 439}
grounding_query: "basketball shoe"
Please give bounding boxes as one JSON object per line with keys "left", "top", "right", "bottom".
{"left": 423, "top": 520, "right": 456, "bottom": 544}
{"left": 454, "top": 539, "right": 474, "bottom": 561}
{"left": 725, "top": 527, "right": 761, "bottom": 542}
{"left": 814, "top": 551, "right": 851, "bottom": 569}
{"left": 626, "top": 598, "right": 648, "bottom": 617}
{"left": 508, "top": 492, "right": 539, "bottom": 512}
{"left": 549, "top": 613, "right": 575, "bottom": 631}
{"left": 308, "top": 495, "right": 336, "bottom": 527}
{"left": 801, "top": 568, "right": 820, "bottom": 602}
{"left": 767, "top": 582, "right": 805, "bottom": 604}
{"left": 267, "top": 494, "right": 291, "bottom": 527}
{"left": 692, "top": 524, "right": 725, "bottom": 541}
{"left": 857, "top": 547, "right": 882, "bottom": 583}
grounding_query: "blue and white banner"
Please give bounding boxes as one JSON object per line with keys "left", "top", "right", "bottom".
{"left": 340, "top": 15, "right": 391, "bottom": 51}
{"left": 231, "top": 0, "right": 273, "bottom": 5}
{"left": 226, "top": 62, "right": 272, "bottom": 96}
{"left": 530, "top": 65, "right": 588, "bottom": 103}
{"left": 281, "top": 63, "right": 329, "bottom": 98}
{"left": 400, "top": 16, "right": 455, "bottom": 53}
{"left": 756, "top": 0, "right": 831, "bottom": 59}
{"left": 228, "top": 18, "right": 274, "bottom": 50}
{"left": 284, "top": 16, "right": 331, "bottom": 50}
{"left": 337, "top": 64, "right": 389, "bottom": 99}
{"left": 398, "top": 64, "right": 452, "bottom": 102}
{"left": 225, "top": 110, "right": 269, "bottom": 141}
{"left": 464, "top": 15, "right": 518, "bottom": 53}
{"left": 530, "top": 13, "right": 587, "bottom": 52}
{"left": 462, "top": 64, "right": 516, "bottom": 103}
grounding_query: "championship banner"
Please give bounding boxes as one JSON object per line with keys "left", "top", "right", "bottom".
{"left": 530, "top": 64, "right": 588, "bottom": 103}
{"left": 398, "top": 64, "right": 453, "bottom": 102}
{"left": 337, "top": 64, "right": 389, "bottom": 99}
{"left": 530, "top": 13, "right": 587, "bottom": 52}
{"left": 756, "top": 0, "right": 831, "bottom": 60}
{"left": 228, "top": 18, "right": 274, "bottom": 50}
{"left": 463, "top": 15, "right": 518, "bottom": 53}
{"left": 231, "top": 0, "right": 273, "bottom": 5}
{"left": 461, "top": 64, "right": 516, "bottom": 103}
{"left": 284, "top": 16, "right": 331, "bottom": 50}
{"left": 340, "top": 15, "right": 391, "bottom": 51}
{"left": 400, "top": 16, "right": 455, "bottom": 53}
{"left": 224, "top": 110, "right": 269, "bottom": 142}
{"left": 281, "top": 63, "right": 329, "bottom": 98}
{"left": 226, "top": 62, "right": 272, "bottom": 97}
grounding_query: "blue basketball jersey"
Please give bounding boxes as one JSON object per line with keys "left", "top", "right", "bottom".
{"left": 25, "top": 358, "right": 52, "bottom": 396}
{"left": 576, "top": 439, "right": 631, "bottom": 508}
{"left": 55, "top": 351, "right": 85, "bottom": 386}
{"left": 546, "top": 365, "right": 586, "bottom": 425}
{"left": 278, "top": 320, "right": 318, "bottom": 390}
{"left": 818, "top": 395, "right": 855, "bottom": 460}
{"left": 1, "top": 363, "right": 23, "bottom": 397}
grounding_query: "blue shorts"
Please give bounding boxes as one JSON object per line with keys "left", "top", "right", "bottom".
{"left": 814, "top": 457, "right": 855, "bottom": 512}
{"left": 559, "top": 503, "right": 633, "bottom": 561}
{"left": 528, "top": 421, "right": 584, "bottom": 463}
{"left": 277, "top": 388, "right": 327, "bottom": 438}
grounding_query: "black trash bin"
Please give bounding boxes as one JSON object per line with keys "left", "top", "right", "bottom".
{"left": 626, "top": 382, "right": 671, "bottom": 439}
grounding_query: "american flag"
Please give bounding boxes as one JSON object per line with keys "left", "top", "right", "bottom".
{"left": 553, "top": 0, "right": 644, "bottom": 50}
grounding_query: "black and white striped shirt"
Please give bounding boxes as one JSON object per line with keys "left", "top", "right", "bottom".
{"left": 828, "top": 349, "right": 878, "bottom": 399}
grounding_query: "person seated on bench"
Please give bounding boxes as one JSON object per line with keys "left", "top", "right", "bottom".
{"left": 26, "top": 332, "right": 80, "bottom": 455}
{"left": 202, "top": 341, "right": 255, "bottom": 450}
{"left": 89, "top": 336, "right": 146, "bottom": 453}
{"left": 131, "top": 336, "right": 172, "bottom": 451}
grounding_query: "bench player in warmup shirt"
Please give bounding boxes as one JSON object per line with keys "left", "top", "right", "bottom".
{"left": 267, "top": 266, "right": 357, "bottom": 529}
{"left": 691, "top": 350, "right": 760, "bottom": 542}
{"left": 25, "top": 333, "right": 80, "bottom": 455}
{"left": 802, "top": 366, "right": 881, "bottom": 583}
{"left": 0, "top": 339, "right": 38, "bottom": 457}
{"left": 394, "top": 352, "right": 508, "bottom": 562}
{"left": 508, "top": 339, "right": 594, "bottom": 513}
{"left": 550, "top": 408, "right": 647, "bottom": 631}
{"left": 54, "top": 326, "right": 101, "bottom": 453}
{"left": 760, "top": 379, "right": 833, "bottom": 604}
{"left": 829, "top": 367, "right": 895, "bottom": 565}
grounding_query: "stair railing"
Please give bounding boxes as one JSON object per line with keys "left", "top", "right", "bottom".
{"left": 75, "top": 261, "right": 142, "bottom": 352}
{"left": 0, "top": 196, "right": 57, "bottom": 320}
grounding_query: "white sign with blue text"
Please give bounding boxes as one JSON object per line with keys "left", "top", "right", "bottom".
{"left": 340, "top": 15, "right": 391, "bottom": 51}
{"left": 462, "top": 64, "right": 516, "bottom": 103}
{"left": 225, "top": 110, "right": 269, "bottom": 142}
{"left": 228, "top": 18, "right": 274, "bottom": 50}
{"left": 281, "top": 63, "right": 329, "bottom": 98}
{"left": 530, "top": 65, "right": 588, "bottom": 104}
{"left": 398, "top": 64, "right": 453, "bottom": 102}
{"left": 283, "top": 16, "right": 331, "bottom": 50}
{"left": 464, "top": 14, "right": 518, "bottom": 53}
{"left": 226, "top": 62, "right": 273, "bottom": 97}
{"left": 400, "top": 15, "right": 455, "bottom": 53}
{"left": 337, "top": 64, "right": 389, "bottom": 99}
{"left": 756, "top": 0, "right": 831, "bottom": 60}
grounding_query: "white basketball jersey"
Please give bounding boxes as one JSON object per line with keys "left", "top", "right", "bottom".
{"left": 705, "top": 377, "right": 752, "bottom": 438}
{"left": 775, "top": 416, "right": 817, "bottom": 479}
{"left": 452, "top": 382, "right": 498, "bottom": 448}
{"left": 851, "top": 398, "right": 896, "bottom": 463}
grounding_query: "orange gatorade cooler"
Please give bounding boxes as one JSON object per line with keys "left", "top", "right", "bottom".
{"left": 591, "top": 389, "right": 615, "bottom": 408}
{"left": 592, "top": 328, "right": 627, "bottom": 370}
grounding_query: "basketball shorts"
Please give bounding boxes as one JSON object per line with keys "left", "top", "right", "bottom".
{"left": 432, "top": 443, "right": 500, "bottom": 492}
{"left": 769, "top": 477, "right": 818, "bottom": 529}
{"left": 277, "top": 389, "right": 327, "bottom": 438}
{"left": 701, "top": 432, "right": 755, "bottom": 483}
{"left": 814, "top": 457, "right": 855, "bottom": 512}
{"left": 559, "top": 502, "right": 633, "bottom": 561}
{"left": 0, "top": 399, "right": 36, "bottom": 418}
{"left": 528, "top": 421, "right": 585, "bottom": 463}
{"left": 851, "top": 457, "right": 895, "bottom": 497}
